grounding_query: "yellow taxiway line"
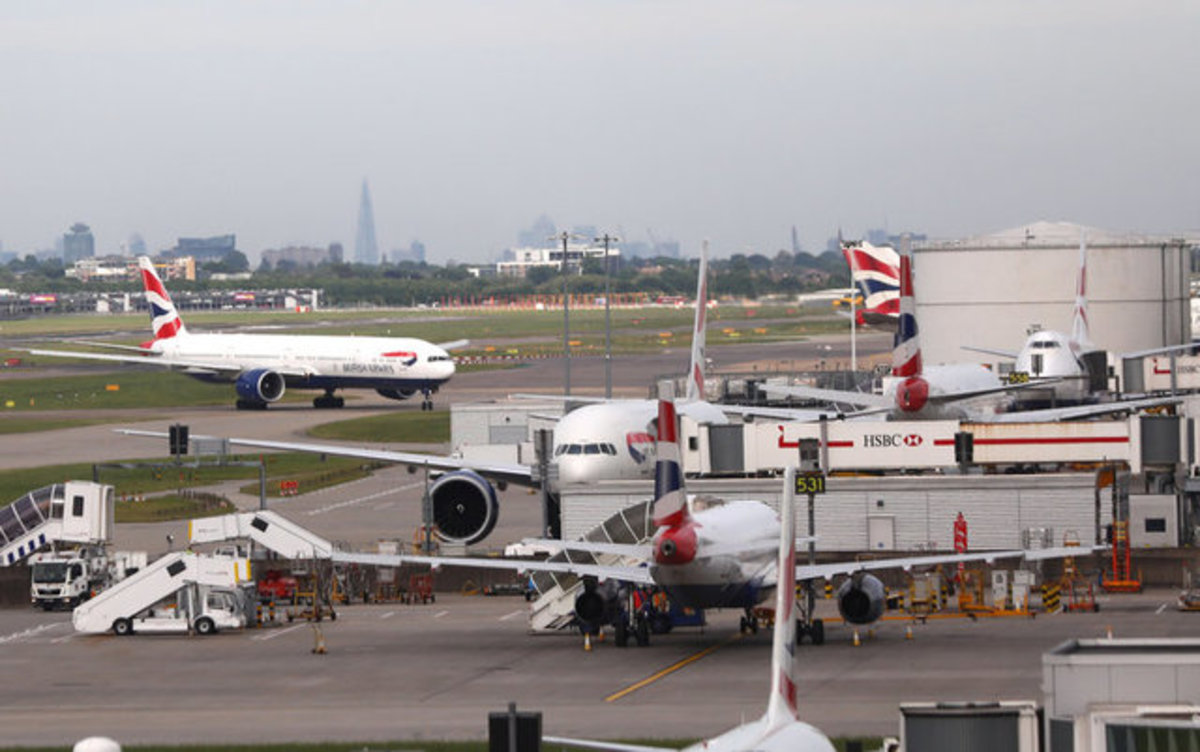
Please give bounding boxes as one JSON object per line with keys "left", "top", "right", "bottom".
{"left": 605, "top": 632, "right": 744, "bottom": 703}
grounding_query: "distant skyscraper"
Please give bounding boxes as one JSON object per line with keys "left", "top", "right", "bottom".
{"left": 63, "top": 222, "right": 95, "bottom": 263}
{"left": 127, "top": 233, "right": 147, "bottom": 257}
{"left": 355, "top": 179, "right": 379, "bottom": 265}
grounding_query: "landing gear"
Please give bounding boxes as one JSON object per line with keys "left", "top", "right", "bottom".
{"left": 797, "top": 618, "right": 825, "bottom": 645}
{"left": 739, "top": 610, "right": 759, "bottom": 635}
{"left": 313, "top": 391, "right": 345, "bottom": 409}
{"left": 420, "top": 388, "right": 434, "bottom": 411}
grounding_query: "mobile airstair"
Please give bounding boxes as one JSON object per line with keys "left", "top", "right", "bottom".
{"left": 188, "top": 510, "right": 333, "bottom": 559}
{"left": 72, "top": 551, "right": 250, "bottom": 634}
{"left": 527, "top": 498, "right": 654, "bottom": 633}
{"left": 0, "top": 482, "right": 114, "bottom": 565}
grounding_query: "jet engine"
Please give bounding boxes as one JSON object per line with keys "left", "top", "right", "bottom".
{"left": 376, "top": 388, "right": 416, "bottom": 401}
{"left": 835, "top": 573, "right": 887, "bottom": 625}
{"left": 235, "top": 369, "right": 286, "bottom": 405}
{"left": 427, "top": 470, "right": 499, "bottom": 545}
{"left": 573, "top": 577, "right": 620, "bottom": 631}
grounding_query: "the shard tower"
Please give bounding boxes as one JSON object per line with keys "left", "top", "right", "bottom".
{"left": 355, "top": 179, "right": 379, "bottom": 265}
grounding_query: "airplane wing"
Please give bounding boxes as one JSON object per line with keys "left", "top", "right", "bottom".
{"left": 988, "top": 395, "right": 1182, "bottom": 423}
{"left": 26, "top": 347, "right": 315, "bottom": 378}
{"left": 526, "top": 536, "right": 818, "bottom": 561}
{"left": 796, "top": 545, "right": 1104, "bottom": 581}
{"left": 543, "top": 738, "right": 679, "bottom": 752}
{"left": 962, "top": 345, "right": 1020, "bottom": 359}
{"left": 761, "top": 383, "right": 894, "bottom": 410}
{"left": 437, "top": 339, "right": 471, "bottom": 351}
{"left": 329, "top": 550, "right": 656, "bottom": 585}
{"left": 116, "top": 429, "right": 536, "bottom": 488}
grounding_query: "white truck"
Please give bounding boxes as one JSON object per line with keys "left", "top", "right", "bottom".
{"left": 29, "top": 546, "right": 110, "bottom": 610}
{"left": 72, "top": 551, "right": 253, "bottom": 636}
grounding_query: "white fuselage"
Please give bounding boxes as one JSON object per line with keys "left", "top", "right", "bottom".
{"left": 685, "top": 715, "right": 835, "bottom": 752}
{"left": 152, "top": 333, "right": 455, "bottom": 392}
{"left": 649, "top": 499, "right": 781, "bottom": 610}
{"left": 1013, "top": 329, "right": 1090, "bottom": 403}
{"left": 883, "top": 362, "right": 1008, "bottom": 420}
{"left": 552, "top": 400, "right": 728, "bottom": 486}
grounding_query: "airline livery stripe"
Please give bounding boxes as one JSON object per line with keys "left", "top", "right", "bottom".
{"left": 932, "top": 437, "right": 1127, "bottom": 446}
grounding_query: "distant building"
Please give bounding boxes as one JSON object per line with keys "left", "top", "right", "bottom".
{"left": 261, "top": 244, "right": 344, "bottom": 270}
{"left": 355, "top": 179, "right": 379, "bottom": 265}
{"left": 516, "top": 215, "right": 557, "bottom": 248}
{"left": 391, "top": 240, "right": 426, "bottom": 264}
{"left": 164, "top": 235, "right": 237, "bottom": 263}
{"left": 66, "top": 255, "right": 195, "bottom": 282}
{"left": 127, "top": 233, "right": 147, "bottom": 256}
{"left": 63, "top": 223, "right": 95, "bottom": 264}
{"left": 496, "top": 242, "right": 621, "bottom": 278}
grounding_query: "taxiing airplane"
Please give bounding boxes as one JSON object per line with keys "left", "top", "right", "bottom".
{"left": 313, "top": 400, "right": 1094, "bottom": 647}
{"left": 766, "top": 239, "right": 1180, "bottom": 422}
{"left": 543, "top": 461, "right": 837, "bottom": 752}
{"left": 28, "top": 257, "right": 460, "bottom": 411}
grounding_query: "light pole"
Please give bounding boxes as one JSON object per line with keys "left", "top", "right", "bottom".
{"left": 555, "top": 231, "right": 572, "bottom": 399}
{"left": 595, "top": 233, "right": 619, "bottom": 399}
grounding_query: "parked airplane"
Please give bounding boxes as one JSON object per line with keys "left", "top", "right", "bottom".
{"left": 543, "top": 461, "right": 838, "bottom": 752}
{"left": 841, "top": 238, "right": 899, "bottom": 329}
{"left": 317, "top": 400, "right": 1094, "bottom": 647}
{"left": 27, "top": 256, "right": 460, "bottom": 411}
{"left": 765, "top": 239, "right": 1180, "bottom": 422}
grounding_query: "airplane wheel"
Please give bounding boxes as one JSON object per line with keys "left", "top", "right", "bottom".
{"left": 634, "top": 618, "right": 650, "bottom": 647}
{"left": 614, "top": 620, "right": 629, "bottom": 648}
{"left": 749, "top": 617, "right": 759, "bottom": 635}
{"left": 811, "top": 619, "right": 825, "bottom": 646}
{"left": 739, "top": 615, "right": 749, "bottom": 634}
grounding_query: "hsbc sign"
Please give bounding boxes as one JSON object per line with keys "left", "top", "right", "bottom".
{"left": 863, "top": 433, "right": 925, "bottom": 449}
{"left": 761, "top": 420, "right": 958, "bottom": 470}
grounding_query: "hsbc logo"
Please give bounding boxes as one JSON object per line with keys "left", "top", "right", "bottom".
{"left": 863, "top": 433, "right": 924, "bottom": 448}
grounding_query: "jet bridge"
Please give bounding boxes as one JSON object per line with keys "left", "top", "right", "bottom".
{"left": 189, "top": 510, "right": 333, "bottom": 559}
{"left": 0, "top": 482, "right": 114, "bottom": 566}
{"left": 72, "top": 551, "right": 250, "bottom": 634}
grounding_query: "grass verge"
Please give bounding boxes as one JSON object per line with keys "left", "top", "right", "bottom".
{"left": 305, "top": 409, "right": 450, "bottom": 443}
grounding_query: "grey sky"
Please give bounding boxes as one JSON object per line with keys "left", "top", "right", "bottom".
{"left": 1, "top": 1, "right": 1197, "bottom": 263}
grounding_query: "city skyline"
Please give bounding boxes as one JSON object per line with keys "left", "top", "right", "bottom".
{"left": 1, "top": 2, "right": 1197, "bottom": 264}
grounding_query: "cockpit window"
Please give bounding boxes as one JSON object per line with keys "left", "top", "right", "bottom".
{"left": 603, "top": 443, "right": 616, "bottom": 456}
{"left": 567, "top": 445, "right": 582, "bottom": 455}
{"left": 428, "top": 355, "right": 453, "bottom": 362}
{"left": 1032, "top": 341, "right": 1060, "bottom": 349}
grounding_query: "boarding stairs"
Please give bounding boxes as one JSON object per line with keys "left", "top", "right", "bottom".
{"left": 72, "top": 551, "right": 250, "bottom": 634}
{"left": 527, "top": 498, "right": 654, "bottom": 633}
{"left": 189, "top": 510, "right": 333, "bottom": 559}
{"left": 0, "top": 482, "right": 114, "bottom": 566}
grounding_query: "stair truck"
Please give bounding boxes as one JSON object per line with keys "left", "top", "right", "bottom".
{"left": 72, "top": 552, "right": 253, "bottom": 636}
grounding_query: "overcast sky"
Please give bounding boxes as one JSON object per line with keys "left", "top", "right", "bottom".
{"left": 1, "top": 1, "right": 1197, "bottom": 264}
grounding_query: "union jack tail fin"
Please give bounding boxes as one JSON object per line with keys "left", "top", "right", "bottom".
{"left": 1071, "top": 231, "right": 1092, "bottom": 350}
{"left": 765, "top": 467, "right": 800, "bottom": 727}
{"left": 841, "top": 239, "right": 900, "bottom": 326}
{"left": 138, "top": 257, "right": 187, "bottom": 341}
{"left": 684, "top": 240, "right": 709, "bottom": 403}
{"left": 891, "top": 235, "right": 921, "bottom": 378}
{"left": 651, "top": 400, "right": 690, "bottom": 529}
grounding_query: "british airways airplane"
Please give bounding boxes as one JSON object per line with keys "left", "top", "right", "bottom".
{"left": 29, "top": 256, "right": 460, "bottom": 410}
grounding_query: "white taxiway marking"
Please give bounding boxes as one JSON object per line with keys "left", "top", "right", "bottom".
{"left": 51, "top": 633, "right": 76, "bottom": 644}
{"left": 380, "top": 611, "right": 396, "bottom": 619}
{"left": 0, "top": 622, "right": 66, "bottom": 645}
{"left": 434, "top": 610, "right": 449, "bottom": 618}
{"left": 251, "top": 624, "right": 306, "bottom": 641}
{"left": 305, "top": 481, "right": 423, "bottom": 516}
{"left": 500, "top": 610, "right": 526, "bottom": 622}
{"left": 1156, "top": 603, "right": 1168, "bottom": 615}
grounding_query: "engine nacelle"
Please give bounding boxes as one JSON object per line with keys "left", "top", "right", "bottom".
{"left": 573, "top": 577, "right": 619, "bottom": 630}
{"left": 235, "top": 368, "right": 285, "bottom": 404}
{"left": 835, "top": 573, "right": 887, "bottom": 625}
{"left": 376, "top": 388, "right": 417, "bottom": 401}
{"left": 427, "top": 470, "right": 499, "bottom": 545}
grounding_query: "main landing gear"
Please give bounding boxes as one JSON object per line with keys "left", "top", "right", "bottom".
{"left": 739, "top": 609, "right": 760, "bottom": 635}
{"left": 313, "top": 390, "right": 345, "bottom": 409}
{"left": 419, "top": 388, "right": 434, "bottom": 411}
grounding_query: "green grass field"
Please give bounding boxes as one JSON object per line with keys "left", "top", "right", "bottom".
{"left": 305, "top": 408, "right": 450, "bottom": 443}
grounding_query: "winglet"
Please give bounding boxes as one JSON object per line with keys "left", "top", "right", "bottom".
{"left": 1071, "top": 230, "right": 1092, "bottom": 351}
{"left": 651, "top": 400, "right": 689, "bottom": 528}
{"left": 138, "top": 256, "right": 187, "bottom": 340}
{"left": 684, "top": 240, "right": 709, "bottom": 403}
{"left": 765, "top": 467, "right": 800, "bottom": 727}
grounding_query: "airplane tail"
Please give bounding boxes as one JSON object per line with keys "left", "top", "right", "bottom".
{"left": 891, "top": 235, "right": 921, "bottom": 378}
{"left": 684, "top": 240, "right": 709, "bottom": 403}
{"left": 841, "top": 239, "right": 900, "bottom": 326}
{"left": 1071, "top": 231, "right": 1093, "bottom": 350}
{"left": 764, "top": 467, "right": 800, "bottom": 727}
{"left": 651, "top": 399, "right": 690, "bottom": 529}
{"left": 138, "top": 257, "right": 187, "bottom": 341}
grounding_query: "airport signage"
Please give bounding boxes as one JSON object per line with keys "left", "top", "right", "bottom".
{"left": 1143, "top": 354, "right": 1200, "bottom": 391}
{"left": 750, "top": 420, "right": 959, "bottom": 470}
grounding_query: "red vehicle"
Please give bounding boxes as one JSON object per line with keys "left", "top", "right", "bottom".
{"left": 257, "top": 570, "right": 298, "bottom": 603}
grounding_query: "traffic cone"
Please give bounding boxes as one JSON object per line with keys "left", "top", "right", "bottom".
{"left": 852, "top": 629, "right": 861, "bottom": 647}
{"left": 584, "top": 632, "right": 592, "bottom": 652}
{"left": 905, "top": 625, "right": 913, "bottom": 640}
{"left": 311, "top": 624, "right": 326, "bottom": 654}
